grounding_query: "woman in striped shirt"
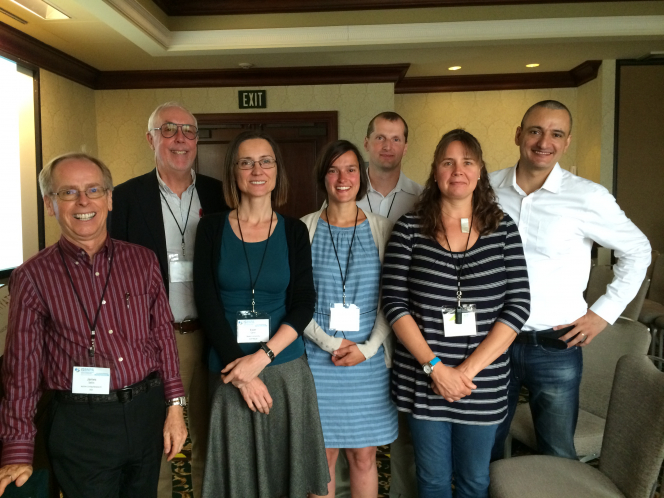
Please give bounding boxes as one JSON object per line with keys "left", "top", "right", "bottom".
{"left": 382, "top": 129, "right": 530, "bottom": 498}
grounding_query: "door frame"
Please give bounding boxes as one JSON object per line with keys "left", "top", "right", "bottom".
{"left": 195, "top": 111, "right": 338, "bottom": 142}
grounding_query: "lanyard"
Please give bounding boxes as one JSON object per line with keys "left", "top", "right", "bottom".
{"left": 160, "top": 185, "right": 196, "bottom": 258}
{"left": 58, "top": 240, "right": 115, "bottom": 358}
{"left": 237, "top": 211, "right": 274, "bottom": 312}
{"left": 326, "top": 207, "right": 359, "bottom": 305}
{"left": 442, "top": 216, "right": 474, "bottom": 324}
{"left": 367, "top": 191, "right": 398, "bottom": 220}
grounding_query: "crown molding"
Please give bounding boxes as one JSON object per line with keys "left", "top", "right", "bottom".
{"left": 152, "top": 0, "right": 645, "bottom": 16}
{"left": 0, "top": 21, "right": 603, "bottom": 93}
{"left": 0, "top": 20, "right": 98, "bottom": 88}
{"left": 95, "top": 64, "right": 411, "bottom": 89}
{"left": 396, "top": 60, "right": 602, "bottom": 93}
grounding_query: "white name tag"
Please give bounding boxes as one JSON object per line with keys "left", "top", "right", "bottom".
{"left": 442, "top": 307, "right": 478, "bottom": 337}
{"left": 236, "top": 310, "right": 270, "bottom": 343}
{"left": 72, "top": 366, "right": 111, "bottom": 394}
{"left": 169, "top": 260, "right": 194, "bottom": 283}
{"left": 329, "top": 303, "right": 360, "bottom": 332}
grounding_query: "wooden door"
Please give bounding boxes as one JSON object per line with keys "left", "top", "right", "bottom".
{"left": 194, "top": 112, "right": 338, "bottom": 219}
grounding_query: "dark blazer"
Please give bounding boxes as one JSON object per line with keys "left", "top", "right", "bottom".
{"left": 193, "top": 213, "right": 315, "bottom": 366}
{"left": 110, "top": 169, "right": 228, "bottom": 294}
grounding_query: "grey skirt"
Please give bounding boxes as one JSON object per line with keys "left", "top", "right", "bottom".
{"left": 202, "top": 355, "right": 330, "bottom": 498}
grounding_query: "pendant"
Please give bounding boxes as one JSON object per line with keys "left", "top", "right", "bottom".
{"left": 461, "top": 218, "right": 470, "bottom": 233}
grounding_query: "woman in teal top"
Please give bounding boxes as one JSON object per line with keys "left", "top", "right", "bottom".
{"left": 194, "top": 130, "right": 329, "bottom": 498}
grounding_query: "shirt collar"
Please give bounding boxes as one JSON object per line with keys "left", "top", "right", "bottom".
{"left": 155, "top": 168, "right": 196, "bottom": 196}
{"left": 58, "top": 234, "right": 112, "bottom": 262}
{"left": 367, "top": 171, "right": 418, "bottom": 197}
{"left": 507, "top": 162, "right": 563, "bottom": 196}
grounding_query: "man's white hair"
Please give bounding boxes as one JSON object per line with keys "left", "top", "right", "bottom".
{"left": 147, "top": 102, "right": 198, "bottom": 133}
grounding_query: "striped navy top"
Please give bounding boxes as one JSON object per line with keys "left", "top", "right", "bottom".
{"left": 382, "top": 212, "right": 530, "bottom": 424}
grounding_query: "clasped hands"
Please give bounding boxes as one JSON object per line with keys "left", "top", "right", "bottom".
{"left": 430, "top": 364, "right": 477, "bottom": 403}
{"left": 332, "top": 338, "right": 366, "bottom": 367}
{"left": 221, "top": 351, "right": 273, "bottom": 414}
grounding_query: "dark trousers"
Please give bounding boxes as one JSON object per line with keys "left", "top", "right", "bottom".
{"left": 46, "top": 384, "right": 166, "bottom": 498}
{"left": 492, "top": 342, "right": 582, "bottom": 461}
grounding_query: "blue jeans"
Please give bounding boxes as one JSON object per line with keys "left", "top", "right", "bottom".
{"left": 492, "top": 342, "right": 583, "bottom": 460}
{"left": 408, "top": 415, "right": 497, "bottom": 498}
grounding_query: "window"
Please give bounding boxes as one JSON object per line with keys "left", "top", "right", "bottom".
{"left": 0, "top": 56, "right": 39, "bottom": 278}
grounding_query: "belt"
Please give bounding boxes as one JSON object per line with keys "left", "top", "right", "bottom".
{"left": 173, "top": 318, "right": 200, "bottom": 334}
{"left": 56, "top": 372, "right": 161, "bottom": 404}
{"left": 513, "top": 326, "right": 575, "bottom": 350}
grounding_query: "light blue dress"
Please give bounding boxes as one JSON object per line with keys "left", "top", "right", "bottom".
{"left": 305, "top": 218, "right": 398, "bottom": 448}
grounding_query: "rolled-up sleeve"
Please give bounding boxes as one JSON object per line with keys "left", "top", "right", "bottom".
{"left": 496, "top": 216, "right": 531, "bottom": 333}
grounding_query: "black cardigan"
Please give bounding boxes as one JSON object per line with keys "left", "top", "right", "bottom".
{"left": 193, "top": 212, "right": 316, "bottom": 366}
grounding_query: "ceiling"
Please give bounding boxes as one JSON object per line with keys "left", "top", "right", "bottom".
{"left": 0, "top": 0, "right": 662, "bottom": 76}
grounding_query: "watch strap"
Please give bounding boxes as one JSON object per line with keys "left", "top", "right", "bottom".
{"left": 260, "top": 342, "right": 275, "bottom": 362}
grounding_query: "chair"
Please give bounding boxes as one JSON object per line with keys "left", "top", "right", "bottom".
{"left": 505, "top": 318, "right": 651, "bottom": 462}
{"left": 490, "top": 354, "right": 664, "bottom": 498}
{"left": 585, "top": 264, "right": 651, "bottom": 321}
{"left": 638, "top": 254, "right": 664, "bottom": 356}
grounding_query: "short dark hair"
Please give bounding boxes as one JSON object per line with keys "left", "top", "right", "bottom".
{"left": 416, "top": 129, "right": 503, "bottom": 239}
{"left": 366, "top": 112, "right": 409, "bottom": 143}
{"left": 39, "top": 152, "right": 113, "bottom": 197}
{"left": 314, "top": 140, "right": 368, "bottom": 202}
{"left": 521, "top": 100, "right": 573, "bottom": 132}
{"left": 222, "top": 130, "right": 289, "bottom": 208}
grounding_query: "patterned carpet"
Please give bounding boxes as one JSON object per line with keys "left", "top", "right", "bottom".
{"left": 172, "top": 399, "right": 663, "bottom": 498}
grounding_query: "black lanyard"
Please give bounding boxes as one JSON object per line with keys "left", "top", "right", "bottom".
{"left": 237, "top": 211, "right": 273, "bottom": 312}
{"left": 58, "top": 240, "right": 115, "bottom": 358}
{"left": 367, "top": 191, "right": 398, "bottom": 220}
{"left": 442, "top": 216, "right": 474, "bottom": 324}
{"left": 326, "top": 207, "right": 359, "bottom": 305}
{"left": 159, "top": 184, "right": 196, "bottom": 258}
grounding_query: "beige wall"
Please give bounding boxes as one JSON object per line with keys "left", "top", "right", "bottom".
{"left": 40, "top": 70, "right": 98, "bottom": 245}
{"left": 575, "top": 60, "right": 616, "bottom": 189}
{"left": 616, "top": 63, "right": 664, "bottom": 252}
{"left": 395, "top": 88, "right": 578, "bottom": 184}
{"left": 95, "top": 84, "right": 394, "bottom": 187}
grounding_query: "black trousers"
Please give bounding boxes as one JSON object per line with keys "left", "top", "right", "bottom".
{"left": 45, "top": 384, "right": 166, "bottom": 498}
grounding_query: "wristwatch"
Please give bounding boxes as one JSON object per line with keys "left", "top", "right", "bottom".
{"left": 260, "top": 342, "right": 275, "bottom": 362}
{"left": 422, "top": 357, "right": 441, "bottom": 376}
{"left": 166, "top": 396, "right": 187, "bottom": 407}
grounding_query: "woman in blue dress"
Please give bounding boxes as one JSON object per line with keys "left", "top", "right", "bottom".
{"left": 302, "top": 140, "right": 398, "bottom": 498}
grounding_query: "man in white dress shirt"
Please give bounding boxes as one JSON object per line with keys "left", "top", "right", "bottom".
{"left": 490, "top": 100, "right": 651, "bottom": 460}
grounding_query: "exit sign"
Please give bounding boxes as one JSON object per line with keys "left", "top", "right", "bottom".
{"left": 238, "top": 90, "right": 267, "bottom": 109}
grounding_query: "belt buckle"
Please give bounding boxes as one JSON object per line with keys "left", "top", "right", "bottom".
{"left": 177, "top": 318, "right": 195, "bottom": 334}
{"left": 117, "top": 386, "right": 133, "bottom": 403}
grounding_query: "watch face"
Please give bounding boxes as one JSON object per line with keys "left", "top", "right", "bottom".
{"left": 423, "top": 363, "right": 432, "bottom": 375}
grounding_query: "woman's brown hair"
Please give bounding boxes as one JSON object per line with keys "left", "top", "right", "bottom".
{"left": 416, "top": 129, "right": 503, "bottom": 239}
{"left": 313, "top": 140, "right": 368, "bottom": 202}
{"left": 222, "top": 130, "right": 289, "bottom": 209}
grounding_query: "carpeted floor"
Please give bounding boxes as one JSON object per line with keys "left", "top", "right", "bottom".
{"left": 172, "top": 400, "right": 663, "bottom": 498}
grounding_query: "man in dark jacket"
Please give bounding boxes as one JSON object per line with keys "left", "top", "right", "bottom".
{"left": 111, "top": 102, "right": 227, "bottom": 497}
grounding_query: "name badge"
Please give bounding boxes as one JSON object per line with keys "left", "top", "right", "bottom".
{"left": 442, "top": 305, "right": 477, "bottom": 337}
{"left": 329, "top": 303, "right": 360, "bottom": 332}
{"left": 169, "top": 260, "right": 194, "bottom": 283}
{"left": 72, "top": 366, "right": 111, "bottom": 394}
{"left": 236, "top": 310, "right": 270, "bottom": 343}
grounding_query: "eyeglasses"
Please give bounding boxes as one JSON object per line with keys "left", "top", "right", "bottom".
{"left": 236, "top": 158, "right": 277, "bottom": 170}
{"left": 51, "top": 187, "right": 108, "bottom": 201}
{"left": 150, "top": 122, "right": 198, "bottom": 140}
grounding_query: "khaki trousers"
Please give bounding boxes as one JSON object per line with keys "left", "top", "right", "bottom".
{"left": 157, "top": 329, "right": 209, "bottom": 498}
